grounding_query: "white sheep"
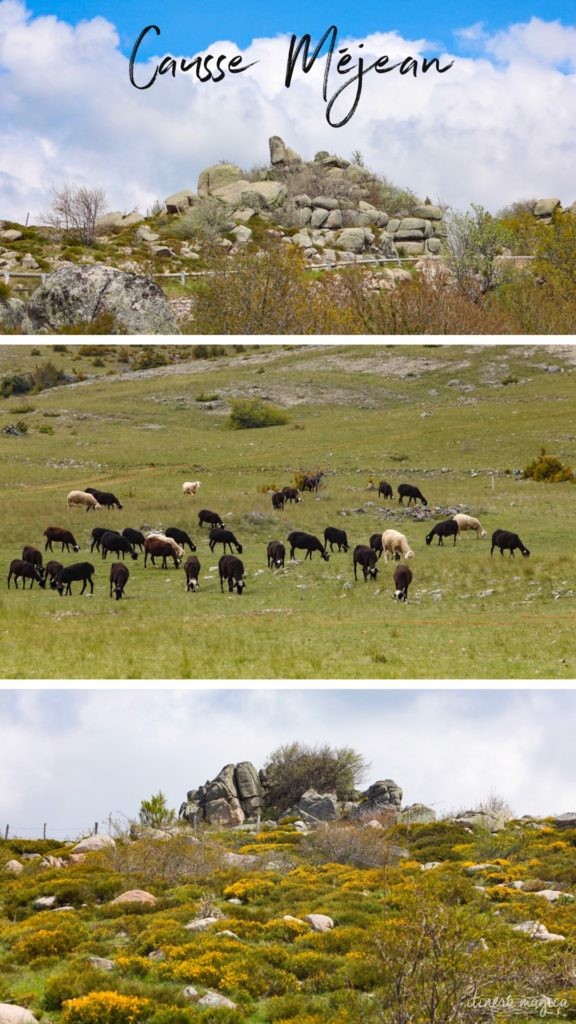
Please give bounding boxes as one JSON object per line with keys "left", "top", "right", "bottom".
{"left": 146, "top": 533, "right": 184, "bottom": 559}
{"left": 452, "top": 513, "right": 487, "bottom": 539}
{"left": 67, "top": 490, "right": 102, "bottom": 512}
{"left": 382, "top": 529, "right": 415, "bottom": 561}
{"left": 182, "top": 481, "right": 201, "bottom": 496}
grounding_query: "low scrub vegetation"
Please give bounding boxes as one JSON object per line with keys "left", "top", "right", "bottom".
{"left": 1, "top": 814, "right": 576, "bottom": 1023}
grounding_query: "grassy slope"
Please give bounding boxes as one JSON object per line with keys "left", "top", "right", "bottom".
{"left": 1, "top": 343, "right": 575, "bottom": 680}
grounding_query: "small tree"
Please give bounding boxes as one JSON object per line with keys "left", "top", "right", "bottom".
{"left": 228, "top": 397, "right": 289, "bottom": 430}
{"left": 445, "top": 204, "right": 512, "bottom": 298}
{"left": 262, "top": 741, "right": 370, "bottom": 814}
{"left": 138, "top": 791, "right": 176, "bottom": 829}
{"left": 43, "top": 183, "right": 108, "bottom": 245}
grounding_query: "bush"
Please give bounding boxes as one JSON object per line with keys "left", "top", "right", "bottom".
{"left": 263, "top": 742, "right": 369, "bottom": 814}
{"left": 138, "top": 791, "right": 176, "bottom": 829}
{"left": 228, "top": 398, "right": 289, "bottom": 430}
{"left": 0, "top": 280, "right": 12, "bottom": 301}
{"left": 301, "top": 824, "right": 405, "bottom": 869}
{"left": 523, "top": 448, "right": 575, "bottom": 483}
{"left": 62, "top": 991, "right": 149, "bottom": 1024}
{"left": 1, "top": 372, "right": 33, "bottom": 398}
{"left": 171, "top": 199, "right": 234, "bottom": 240}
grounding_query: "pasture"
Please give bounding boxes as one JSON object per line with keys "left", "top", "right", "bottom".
{"left": 0, "top": 341, "right": 575, "bottom": 680}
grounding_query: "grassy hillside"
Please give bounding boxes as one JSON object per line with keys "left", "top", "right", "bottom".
{"left": 1, "top": 342, "right": 575, "bottom": 679}
{"left": 1, "top": 816, "right": 576, "bottom": 1023}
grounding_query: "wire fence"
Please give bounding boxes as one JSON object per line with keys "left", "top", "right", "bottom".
{"left": 2, "top": 822, "right": 102, "bottom": 841}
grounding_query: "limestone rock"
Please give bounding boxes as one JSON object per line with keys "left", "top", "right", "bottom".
{"left": 110, "top": 889, "right": 157, "bottom": 906}
{"left": 306, "top": 913, "right": 334, "bottom": 932}
{"left": 4, "top": 859, "right": 24, "bottom": 874}
{"left": 164, "top": 190, "right": 196, "bottom": 214}
{"left": 533, "top": 198, "right": 561, "bottom": 218}
{"left": 0, "top": 1005, "right": 38, "bottom": 1024}
{"left": 197, "top": 164, "right": 243, "bottom": 198}
{"left": 26, "top": 264, "right": 178, "bottom": 335}
{"left": 198, "top": 992, "right": 237, "bottom": 1009}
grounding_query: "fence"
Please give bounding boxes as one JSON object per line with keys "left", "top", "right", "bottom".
{"left": 2, "top": 822, "right": 101, "bottom": 841}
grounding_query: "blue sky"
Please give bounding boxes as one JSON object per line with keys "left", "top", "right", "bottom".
{"left": 1, "top": 0, "right": 575, "bottom": 221}
{"left": 1, "top": 689, "right": 575, "bottom": 837}
{"left": 23, "top": 0, "right": 576, "bottom": 54}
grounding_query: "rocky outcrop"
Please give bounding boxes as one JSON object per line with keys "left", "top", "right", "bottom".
{"left": 25, "top": 264, "right": 178, "bottom": 335}
{"left": 290, "top": 789, "right": 339, "bottom": 823}
{"left": 179, "top": 761, "right": 265, "bottom": 827}
{"left": 73, "top": 834, "right": 116, "bottom": 853}
{"left": 197, "top": 163, "right": 243, "bottom": 198}
{"left": 0, "top": 1005, "right": 38, "bottom": 1024}
{"left": 357, "top": 779, "right": 403, "bottom": 817}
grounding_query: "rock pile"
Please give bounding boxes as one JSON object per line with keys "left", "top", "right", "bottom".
{"left": 179, "top": 762, "right": 266, "bottom": 827}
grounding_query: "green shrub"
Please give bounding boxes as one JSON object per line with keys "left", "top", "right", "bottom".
{"left": 62, "top": 991, "right": 149, "bottom": 1024}
{"left": 1, "top": 372, "right": 33, "bottom": 397}
{"left": 44, "top": 965, "right": 111, "bottom": 1010}
{"left": 0, "top": 280, "right": 12, "bottom": 301}
{"left": 523, "top": 448, "right": 575, "bottom": 483}
{"left": 228, "top": 398, "right": 289, "bottom": 430}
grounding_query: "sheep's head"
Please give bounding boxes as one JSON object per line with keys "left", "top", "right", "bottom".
{"left": 405, "top": 549, "right": 415, "bottom": 559}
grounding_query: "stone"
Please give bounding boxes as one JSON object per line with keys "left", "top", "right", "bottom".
{"left": 513, "top": 920, "right": 565, "bottom": 942}
{"left": 283, "top": 914, "right": 306, "bottom": 925}
{"left": 232, "top": 208, "right": 256, "bottom": 223}
{"left": 379, "top": 234, "right": 399, "bottom": 259}
{"left": 553, "top": 812, "right": 576, "bottom": 828}
{"left": 291, "top": 229, "right": 313, "bottom": 248}
{"left": 400, "top": 804, "right": 437, "bottom": 824}
{"left": 311, "top": 196, "right": 340, "bottom": 211}
{"left": 421, "top": 862, "right": 442, "bottom": 871}
{"left": 40, "top": 855, "right": 65, "bottom": 868}
{"left": 386, "top": 218, "right": 401, "bottom": 234}
{"left": 152, "top": 245, "right": 174, "bottom": 257}
{"left": 4, "top": 859, "right": 23, "bottom": 874}
{"left": 121, "top": 211, "right": 145, "bottom": 226}
{"left": 297, "top": 789, "right": 339, "bottom": 821}
{"left": 294, "top": 194, "right": 312, "bottom": 207}
{"left": 197, "top": 164, "right": 243, "bottom": 198}
{"left": 291, "top": 207, "right": 312, "bottom": 227}
{"left": 26, "top": 264, "right": 178, "bottom": 335}
{"left": 88, "top": 956, "right": 115, "bottom": 970}
{"left": 455, "top": 811, "right": 507, "bottom": 832}
{"left": 110, "top": 890, "right": 157, "bottom": 906}
{"left": 136, "top": 226, "right": 160, "bottom": 243}
{"left": 204, "top": 797, "right": 244, "bottom": 827}
{"left": 182, "top": 987, "right": 199, "bottom": 1000}
{"left": 533, "top": 198, "right": 561, "bottom": 218}
{"left": 21, "top": 253, "right": 39, "bottom": 269}
{"left": 363, "top": 779, "right": 403, "bottom": 811}
{"left": 164, "top": 190, "right": 196, "bottom": 213}
{"left": 533, "top": 890, "right": 572, "bottom": 902}
{"left": 306, "top": 913, "right": 334, "bottom": 932}
{"left": 212, "top": 180, "right": 287, "bottom": 209}
{"left": 198, "top": 992, "right": 237, "bottom": 1009}
{"left": 325, "top": 209, "right": 343, "bottom": 229}
{"left": 334, "top": 228, "right": 368, "bottom": 253}
{"left": 0, "top": 1005, "right": 38, "bottom": 1024}
{"left": 396, "top": 242, "right": 425, "bottom": 255}
{"left": 412, "top": 204, "right": 444, "bottom": 220}
{"left": 1, "top": 229, "right": 23, "bottom": 241}
{"left": 311, "top": 208, "right": 329, "bottom": 228}
{"left": 231, "top": 225, "right": 252, "bottom": 244}
{"left": 426, "top": 238, "right": 442, "bottom": 254}
{"left": 185, "top": 916, "right": 220, "bottom": 931}
{"left": 34, "top": 895, "right": 57, "bottom": 910}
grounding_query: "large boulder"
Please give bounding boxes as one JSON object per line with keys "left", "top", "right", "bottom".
{"left": 363, "top": 779, "right": 403, "bottom": 812}
{"left": 533, "top": 198, "right": 561, "bottom": 218}
{"left": 0, "top": 1006, "right": 38, "bottom": 1024}
{"left": 197, "top": 164, "right": 243, "bottom": 198}
{"left": 164, "top": 189, "right": 196, "bottom": 213}
{"left": 297, "top": 789, "right": 339, "bottom": 821}
{"left": 334, "top": 227, "right": 370, "bottom": 253}
{"left": 110, "top": 890, "right": 157, "bottom": 906}
{"left": 212, "top": 180, "right": 287, "bottom": 209}
{"left": 553, "top": 812, "right": 576, "bottom": 828}
{"left": 73, "top": 834, "right": 116, "bottom": 853}
{"left": 26, "top": 264, "right": 178, "bottom": 335}
{"left": 180, "top": 761, "right": 264, "bottom": 827}
{"left": 0, "top": 298, "right": 32, "bottom": 332}
{"left": 269, "top": 136, "right": 302, "bottom": 166}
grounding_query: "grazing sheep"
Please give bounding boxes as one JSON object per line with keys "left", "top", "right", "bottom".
{"left": 209, "top": 528, "right": 243, "bottom": 554}
{"left": 426, "top": 520, "right": 459, "bottom": 547}
{"left": 109, "top": 562, "right": 129, "bottom": 600}
{"left": 101, "top": 531, "right": 138, "bottom": 561}
{"left": 394, "top": 564, "right": 413, "bottom": 602}
{"left": 182, "top": 480, "right": 201, "bottom": 497}
{"left": 184, "top": 554, "right": 201, "bottom": 592}
{"left": 491, "top": 529, "right": 530, "bottom": 558}
{"left": 45, "top": 560, "right": 63, "bottom": 589}
{"left": 382, "top": 529, "right": 415, "bottom": 561}
{"left": 8, "top": 559, "right": 46, "bottom": 589}
{"left": 369, "top": 533, "right": 383, "bottom": 560}
{"left": 324, "top": 526, "right": 349, "bottom": 553}
{"left": 271, "top": 491, "right": 285, "bottom": 511}
{"left": 353, "top": 544, "right": 379, "bottom": 581}
{"left": 198, "top": 509, "right": 225, "bottom": 530}
{"left": 287, "top": 531, "right": 329, "bottom": 562}
{"left": 56, "top": 562, "right": 95, "bottom": 596}
{"left": 84, "top": 487, "right": 123, "bottom": 510}
{"left": 22, "top": 545, "right": 44, "bottom": 574}
{"left": 301, "top": 472, "right": 323, "bottom": 493}
{"left": 91, "top": 527, "right": 120, "bottom": 553}
{"left": 67, "top": 490, "right": 101, "bottom": 512}
{"left": 219, "top": 554, "right": 246, "bottom": 594}
{"left": 146, "top": 534, "right": 184, "bottom": 559}
{"left": 44, "top": 527, "right": 80, "bottom": 553}
{"left": 267, "top": 540, "right": 285, "bottom": 569}
{"left": 144, "top": 537, "right": 181, "bottom": 569}
{"left": 452, "top": 513, "right": 487, "bottom": 539}
{"left": 122, "top": 527, "right": 145, "bottom": 552}
{"left": 165, "top": 527, "right": 196, "bottom": 552}
{"left": 282, "top": 486, "right": 302, "bottom": 504}
{"left": 398, "top": 484, "right": 428, "bottom": 507}
{"left": 378, "top": 480, "right": 393, "bottom": 500}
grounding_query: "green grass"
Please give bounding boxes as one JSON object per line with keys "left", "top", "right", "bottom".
{"left": 1, "top": 342, "right": 575, "bottom": 679}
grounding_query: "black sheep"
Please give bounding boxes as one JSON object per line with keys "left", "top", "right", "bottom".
{"left": 393, "top": 565, "right": 413, "bottom": 602}
{"left": 324, "top": 526, "right": 349, "bottom": 553}
{"left": 353, "top": 545, "right": 379, "bottom": 581}
{"left": 109, "top": 562, "right": 129, "bottom": 600}
{"left": 209, "top": 528, "right": 243, "bottom": 554}
{"left": 398, "top": 483, "right": 428, "bottom": 506}
{"left": 267, "top": 540, "right": 285, "bottom": 569}
{"left": 425, "top": 520, "right": 459, "bottom": 546}
{"left": 287, "top": 531, "right": 329, "bottom": 562}
{"left": 165, "top": 526, "right": 196, "bottom": 552}
{"left": 101, "top": 531, "right": 138, "bottom": 561}
{"left": 491, "top": 530, "right": 530, "bottom": 557}
{"left": 219, "top": 554, "right": 246, "bottom": 594}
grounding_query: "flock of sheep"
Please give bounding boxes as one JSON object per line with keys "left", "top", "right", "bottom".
{"left": 6, "top": 473, "right": 531, "bottom": 604}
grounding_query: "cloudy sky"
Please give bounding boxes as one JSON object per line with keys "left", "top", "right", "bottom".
{"left": 0, "top": 688, "right": 574, "bottom": 840}
{"left": 0, "top": 0, "right": 575, "bottom": 222}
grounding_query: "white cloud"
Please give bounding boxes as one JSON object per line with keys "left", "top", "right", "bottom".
{"left": 0, "top": 3, "right": 575, "bottom": 218}
{"left": 0, "top": 690, "right": 574, "bottom": 839}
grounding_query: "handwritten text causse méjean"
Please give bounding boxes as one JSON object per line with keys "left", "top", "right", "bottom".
{"left": 129, "top": 25, "right": 455, "bottom": 127}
